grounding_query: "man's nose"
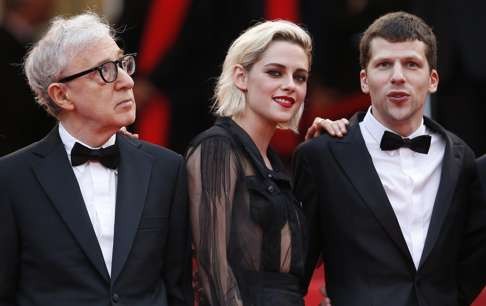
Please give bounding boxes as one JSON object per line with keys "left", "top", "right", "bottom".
{"left": 115, "top": 67, "right": 135, "bottom": 90}
{"left": 390, "top": 63, "right": 405, "bottom": 84}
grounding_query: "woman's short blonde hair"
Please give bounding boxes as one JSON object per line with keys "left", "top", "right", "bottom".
{"left": 213, "top": 20, "right": 312, "bottom": 132}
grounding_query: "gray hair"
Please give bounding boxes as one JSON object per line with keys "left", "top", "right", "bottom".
{"left": 213, "top": 20, "right": 312, "bottom": 132}
{"left": 24, "top": 12, "right": 115, "bottom": 117}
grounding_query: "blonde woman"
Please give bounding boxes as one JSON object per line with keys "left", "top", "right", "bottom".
{"left": 186, "top": 20, "right": 312, "bottom": 306}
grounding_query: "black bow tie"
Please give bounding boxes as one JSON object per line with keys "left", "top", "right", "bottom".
{"left": 71, "top": 141, "right": 120, "bottom": 169}
{"left": 380, "top": 131, "right": 431, "bottom": 154}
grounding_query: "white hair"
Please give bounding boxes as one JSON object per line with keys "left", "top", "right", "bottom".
{"left": 213, "top": 19, "right": 312, "bottom": 133}
{"left": 24, "top": 12, "right": 115, "bottom": 117}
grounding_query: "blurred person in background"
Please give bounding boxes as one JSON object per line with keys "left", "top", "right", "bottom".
{"left": 0, "top": 0, "right": 56, "bottom": 156}
{"left": 412, "top": 0, "right": 486, "bottom": 156}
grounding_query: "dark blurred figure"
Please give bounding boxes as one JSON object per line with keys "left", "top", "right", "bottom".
{"left": 301, "top": 0, "right": 411, "bottom": 122}
{"left": 413, "top": 0, "right": 486, "bottom": 156}
{"left": 0, "top": 0, "right": 56, "bottom": 156}
{"left": 116, "top": 0, "right": 309, "bottom": 155}
{"left": 116, "top": 0, "right": 215, "bottom": 154}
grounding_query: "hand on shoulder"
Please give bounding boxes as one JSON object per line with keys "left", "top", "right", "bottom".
{"left": 305, "top": 117, "right": 349, "bottom": 140}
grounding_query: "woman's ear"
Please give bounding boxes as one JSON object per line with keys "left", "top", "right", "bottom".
{"left": 47, "top": 83, "right": 74, "bottom": 111}
{"left": 233, "top": 64, "right": 248, "bottom": 91}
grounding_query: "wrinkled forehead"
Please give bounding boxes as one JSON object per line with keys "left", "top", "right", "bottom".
{"left": 368, "top": 37, "right": 428, "bottom": 61}
{"left": 65, "top": 36, "right": 122, "bottom": 71}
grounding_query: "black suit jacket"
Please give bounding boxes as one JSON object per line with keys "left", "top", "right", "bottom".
{"left": 293, "top": 113, "right": 486, "bottom": 306}
{"left": 0, "top": 127, "right": 193, "bottom": 306}
{"left": 478, "top": 155, "right": 486, "bottom": 194}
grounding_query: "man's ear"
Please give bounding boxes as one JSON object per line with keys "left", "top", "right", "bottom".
{"left": 360, "top": 69, "right": 369, "bottom": 94}
{"left": 233, "top": 64, "right": 248, "bottom": 92}
{"left": 428, "top": 69, "right": 439, "bottom": 93}
{"left": 47, "top": 83, "right": 74, "bottom": 111}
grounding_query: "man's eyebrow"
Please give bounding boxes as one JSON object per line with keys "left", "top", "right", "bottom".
{"left": 373, "top": 53, "right": 423, "bottom": 61}
{"left": 402, "top": 55, "right": 423, "bottom": 61}
{"left": 93, "top": 50, "right": 125, "bottom": 66}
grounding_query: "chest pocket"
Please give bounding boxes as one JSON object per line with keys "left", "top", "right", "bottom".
{"left": 244, "top": 175, "right": 306, "bottom": 273}
{"left": 245, "top": 176, "right": 287, "bottom": 231}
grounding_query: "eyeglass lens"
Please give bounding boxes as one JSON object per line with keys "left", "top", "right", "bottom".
{"left": 100, "top": 55, "right": 136, "bottom": 83}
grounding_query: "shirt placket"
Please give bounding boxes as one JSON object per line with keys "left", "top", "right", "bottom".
{"left": 91, "top": 164, "right": 115, "bottom": 273}
{"left": 400, "top": 148, "right": 422, "bottom": 268}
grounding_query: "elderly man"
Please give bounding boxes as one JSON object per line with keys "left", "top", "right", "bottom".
{"left": 0, "top": 13, "right": 192, "bottom": 306}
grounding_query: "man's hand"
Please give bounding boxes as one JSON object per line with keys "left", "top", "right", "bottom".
{"left": 305, "top": 117, "right": 349, "bottom": 140}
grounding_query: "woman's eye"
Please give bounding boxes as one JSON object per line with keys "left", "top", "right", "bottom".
{"left": 294, "top": 75, "right": 307, "bottom": 83}
{"left": 266, "top": 70, "right": 281, "bottom": 77}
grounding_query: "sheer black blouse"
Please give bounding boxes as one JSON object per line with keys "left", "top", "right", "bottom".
{"left": 185, "top": 117, "right": 306, "bottom": 306}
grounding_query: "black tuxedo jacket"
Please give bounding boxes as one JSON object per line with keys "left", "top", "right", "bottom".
{"left": 0, "top": 127, "right": 193, "bottom": 306}
{"left": 293, "top": 113, "right": 486, "bottom": 306}
{"left": 477, "top": 155, "right": 486, "bottom": 194}
{"left": 477, "top": 154, "right": 486, "bottom": 232}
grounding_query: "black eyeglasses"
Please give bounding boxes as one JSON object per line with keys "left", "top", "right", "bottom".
{"left": 58, "top": 53, "right": 137, "bottom": 83}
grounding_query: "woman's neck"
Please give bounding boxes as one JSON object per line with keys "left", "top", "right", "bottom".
{"left": 232, "top": 113, "right": 276, "bottom": 169}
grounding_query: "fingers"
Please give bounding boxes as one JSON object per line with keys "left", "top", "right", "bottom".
{"left": 305, "top": 117, "right": 322, "bottom": 140}
{"left": 319, "top": 117, "right": 349, "bottom": 137}
{"left": 319, "top": 286, "right": 332, "bottom": 306}
{"left": 318, "top": 297, "right": 332, "bottom": 306}
{"left": 119, "top": 127, "right": 139, "bottom": 139}
{"left": 305, "top": 117, "right": 350, "bottom": 140}
{"left": 324, "top": 118, "right": 342, "bottom": 137}
{"left": 325, "top": 297, "right": 332, "bottom": 306}
{"left": 316, "top": 118, "right": 343, "bottom": 137}
{"left": 328, "top": 118, "right": 350, "bottom": 137}
{"left": 335, "top": 118, "right": 349, "bottom": 136}
{"left": 305, "top": 125, "right": 320, "bottom": 140}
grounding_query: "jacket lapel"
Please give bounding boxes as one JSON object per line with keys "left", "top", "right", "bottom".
{"left": 419, "top": 118, "right": 464, "bottom": 268}
{"left": 31, "top": 127, "right": 110, "bottom": 281}
{"left": 110, "top": 135, "right": 153, "bottom": 283}
{"left": 330, "top": 123, "right": 414, "bottom": 265}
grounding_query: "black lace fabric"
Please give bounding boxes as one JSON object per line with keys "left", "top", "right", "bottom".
{"left": 186, "top": 118, "right": 306, "bottom": 306}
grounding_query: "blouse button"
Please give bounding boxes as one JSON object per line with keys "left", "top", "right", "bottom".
{"left": 267, "top": 173, "right": 273, "bottom": 179}
{"left": 267, "top": 185, "right": 275, "bottom": 193}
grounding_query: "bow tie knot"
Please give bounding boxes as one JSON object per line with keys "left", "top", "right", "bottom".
{"left": 71, "top": 141, "right": 120, "bottom": 169}
{"left": 380, "top": 131, "right": 431, "bottom": 154}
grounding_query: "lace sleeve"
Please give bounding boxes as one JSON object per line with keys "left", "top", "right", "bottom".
{"left": 186, "top": 136, "right": 243, "bottom": 306}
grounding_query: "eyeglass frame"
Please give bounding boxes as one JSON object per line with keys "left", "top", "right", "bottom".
{"left": 57, "top": 53, "right": 137, "bottom": 83}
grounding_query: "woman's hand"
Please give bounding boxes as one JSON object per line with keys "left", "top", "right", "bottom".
{"left": 119, "top": 127, "right": 139, "bottom": 139}
{"left": 305, "top": 117, "right": 349, "bottom": 140}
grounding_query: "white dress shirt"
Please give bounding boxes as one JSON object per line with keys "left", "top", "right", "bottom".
{"left": 59, "top": 124, "right": 117, "bottom": 275}
{"left": 359, "top": 108, "right": 446, "bottom": 269}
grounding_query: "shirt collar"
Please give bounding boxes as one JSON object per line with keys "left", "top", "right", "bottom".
{"left": 362, "top": 107, "right": 426, "bottom": 145}
{"left": 58, "top": 123, "right": 117, "bottom": 162}
{"left": 215, "top": 117, "right": 288, "bottom": 179}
